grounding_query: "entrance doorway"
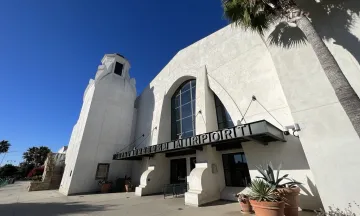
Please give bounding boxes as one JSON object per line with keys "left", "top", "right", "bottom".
{"left": 170, "top": 158, "right": 187, "bottom": 184}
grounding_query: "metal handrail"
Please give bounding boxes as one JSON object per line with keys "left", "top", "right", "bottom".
{"left": 0, "top": 178, "right": 8, "bottom": 187}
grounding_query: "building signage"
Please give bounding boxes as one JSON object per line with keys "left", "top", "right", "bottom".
{"left": 113, "top": 123, "right": 255, "bottom": 160}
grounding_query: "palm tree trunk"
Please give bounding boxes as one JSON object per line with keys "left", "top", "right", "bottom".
{"left": 296, "top": 15, "right": 360, "bottom": 138}
{"left": 0, "top": 153, "right": 7, "bottom": 166}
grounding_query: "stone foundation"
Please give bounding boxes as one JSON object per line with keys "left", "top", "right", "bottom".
{"left": 28, "top": 181, "right": 50, "bottom": 191}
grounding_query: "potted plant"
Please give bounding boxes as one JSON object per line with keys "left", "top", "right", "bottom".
{"left": 236, "top": 193, "right": 253, "bottom": 213}
{"left": 98, "top": 179, "right": 112, "bottom": 193}
{"left": 256, "top": 163, "right": 302, "bottom": 216}
{"left": 124, "top": 175, "right": 132, "bottom": 192}
{"left": 249, "top": 179, "right": 285, "bottom": 216}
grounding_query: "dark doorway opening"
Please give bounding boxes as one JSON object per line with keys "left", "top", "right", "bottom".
{"left": 170, "top": 158, "right": 187, "bottom": 184}
{"left": 190, "top": 157, "right": 196, "bottom": 171}
{"left": 222, "top": 152, "right": 251, "bottom": 187}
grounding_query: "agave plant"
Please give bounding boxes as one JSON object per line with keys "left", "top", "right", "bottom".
{"left": 249, "top": 179, "right": 281, "bottom": 202}
{"left": 256, "top": 163, "right": 301, "bottom": 188}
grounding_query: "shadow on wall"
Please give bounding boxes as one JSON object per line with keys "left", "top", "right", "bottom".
{"left": 134, "top": 85, "right": 155, "bottom": 149}
{"left": 243, "top": 135, "right": 322, "bottom": 210}
{"left": 157, "top": 95, "right": 171, "bottom": 143}
{"left": 268, "top": 0, "right": 360, "bottom": 66}
{"left": 299, "top": 177, "right": 324, "bottom": 211}
{"left": 130, "top": 85, "right": 155, "bottom": 186}
{"left": 0, "top": 202, "right": 110, "bottom": 216}
{"left": 246, "top": 135, "right": 310, "bottom": 170}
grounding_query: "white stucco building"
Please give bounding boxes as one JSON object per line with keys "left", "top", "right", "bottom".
{"left": 59, "top": 7, "right": 360, "bottom": 213}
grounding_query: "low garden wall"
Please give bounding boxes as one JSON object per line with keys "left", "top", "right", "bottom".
{"left": 28, "top": 153, "right": 65, "bottom": 192}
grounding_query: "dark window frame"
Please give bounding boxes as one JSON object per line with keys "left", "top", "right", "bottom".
{"left": 95, "top": 163, "right": 110, "bottom": 180}
{"left": 222, "top": 152, "right": 251, "bottom": 187}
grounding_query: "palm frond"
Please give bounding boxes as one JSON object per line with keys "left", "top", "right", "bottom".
{"left": 222, "top": 0, "right": 280, "bottom": 35}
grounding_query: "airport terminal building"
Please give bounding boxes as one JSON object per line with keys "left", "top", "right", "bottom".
{"left": 59, "top": 22, "right": 360, "bottom": 212}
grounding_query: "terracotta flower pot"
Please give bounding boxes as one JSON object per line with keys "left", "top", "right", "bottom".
{"left": 240, "top": 199, "right": 253, "bottom": 213}
{"left": 125, "top": 184, "right": 130, "bottom": 192}
{"left": 101, "top": 183, "right": 111, "bottom": 193}
{"left": 277, "top": 187, "right": 300, "bottom": 216}
{"left": 250, "top": 200, "right": 285, "bottom": 216}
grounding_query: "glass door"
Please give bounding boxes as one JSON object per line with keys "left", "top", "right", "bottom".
{"left": 170, "top": 158, "right": 187, "bottom": 184}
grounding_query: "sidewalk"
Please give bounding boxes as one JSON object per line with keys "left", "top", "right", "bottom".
{"left": 0, "top": 181, "right": 316, "bottom": 216}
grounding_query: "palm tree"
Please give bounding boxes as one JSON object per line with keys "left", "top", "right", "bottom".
{"left": 0, "top": 140, "right": 11, "bottom": 166}
{"left": 222, "top": 0, "right": 360, "bottom": 138}
{"left": 0, "top": 140, "right": 10, "bottom": 154}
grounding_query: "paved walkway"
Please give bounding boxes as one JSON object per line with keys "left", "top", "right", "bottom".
{"left": 0, "top": 181, "right": 315, "bottom": 216}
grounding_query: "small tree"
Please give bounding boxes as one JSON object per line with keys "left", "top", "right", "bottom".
{"left": 0, "top": 164, "right": 19, "bottom": 178}
{"left": 23, "top": 146, "right": 51, "bottom": 166}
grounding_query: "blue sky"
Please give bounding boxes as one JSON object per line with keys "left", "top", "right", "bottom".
{"left": 0, "top": 0, "right": 227, "bottom": 164}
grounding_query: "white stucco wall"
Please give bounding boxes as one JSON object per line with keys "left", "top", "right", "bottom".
{"left": 132, "top": 3, "right": 360, "bottom": 207}
{"left": 264, "top": 0, "right": 360, "bottom": 211}
{"left": 130, "top": 24, "right": 323, "bottom": 208}
{"left": 60, "top": 80, "right": 95, "bottom": 195}
{"left": 60, "top": 54, "right": 136, "bottom": 195}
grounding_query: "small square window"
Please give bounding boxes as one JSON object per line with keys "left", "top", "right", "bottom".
{"left": 114, "top": 62, "right": 123, "bottom": 76}
{"left": 95, "top": 163, "right": 110, "bottom": 180}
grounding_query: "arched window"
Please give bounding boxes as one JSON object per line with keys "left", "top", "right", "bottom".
{"left": 171, "top": 80, "right": 196, "bottom": 140}
{"left": 214, "top": 94, "right": 234, "bottom": 130}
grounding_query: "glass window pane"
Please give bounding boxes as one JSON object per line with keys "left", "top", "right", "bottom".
{"left": 219, "top": 122, "right": 226, "bottom": 130}
{"left": 181, "top": 103, "right": 192, "bottom": 118}
{"left": 176, "top": 120, "right": 181, "bottom": 134}
{"left": 182, "top": 82, "right": 191, "bottom": 92}
{"left": 234, "top": 154, "right": 243, "bottom": 164}
{"left": 181, "top": 90, "right": 191, "bottom": 104}
{"left": 192, "top": 100, "right": 196, "bottom": 114}
{"left": 174, "top": 95, "right": 180, "bottom": 108}
{"left": 227, "top": 120, "right": 234, "bottom": 128}
{"left": 216, "top": 108, "right": 224, "bottom": 123}
{"left": 181, "top": 116, "right": 193, "bottom": 133}
{"left": 242, "top": 154, "right": 247, "bottom": 163}
{"left": 183, "top": 130, "right": 194, "bottom": 138}
{"left": 191, "top": 80, "right": 196, "bottom": 88}
{"left": 191, "top": 87, "right": 196, "bottom": 99}
{"left": 225, "top": 110, "right": 232, "bottom": 122}
{"left": 214, "top": 95, "right": 221, "bottom": 107}
{"left": 174, "top": 107, "right": 180, "bottom": 120}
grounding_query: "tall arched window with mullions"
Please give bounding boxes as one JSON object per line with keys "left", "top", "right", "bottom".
{"left": 171, "top": 80, "right": 196, "bottom": 140}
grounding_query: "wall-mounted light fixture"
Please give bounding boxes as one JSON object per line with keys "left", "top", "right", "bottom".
{"left": 284, "top": 123, "right": 301, "bottom": 137}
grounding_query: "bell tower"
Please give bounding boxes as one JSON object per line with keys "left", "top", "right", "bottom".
{"left": 60, "top": 53, "right": 137, "bottom": 195}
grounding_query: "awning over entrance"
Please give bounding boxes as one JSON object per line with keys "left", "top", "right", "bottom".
{"left": 113, "top": 120, "right": 285, "bottom": 160}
